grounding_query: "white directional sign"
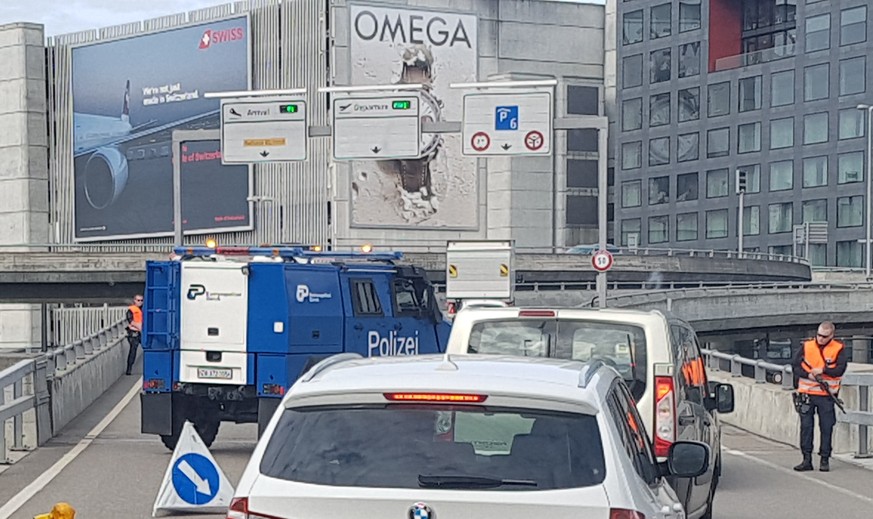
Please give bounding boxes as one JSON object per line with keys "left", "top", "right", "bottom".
{"left": 461, "top": 90, "right": 553, "bottom": 156}
{"left": 220, "top": 99, "right": 307, "bottom": 164}
{"left": 332, "top": 94, "right": 421, "bottom": 160}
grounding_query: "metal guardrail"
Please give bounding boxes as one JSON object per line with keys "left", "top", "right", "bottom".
{"left": 702, "top": 348, "right": 873, "bottom": 459}
{"left": 0, "top": 242, "right": 811, "bottom": 265}
{"left": 0, "top": 359, "right": 36, "bottom": 463}
{"left": 600, "top": 282, "right": 873, "bottom": 307}
{"left": 45, "top": 319, "right": 128, "bottom": 376}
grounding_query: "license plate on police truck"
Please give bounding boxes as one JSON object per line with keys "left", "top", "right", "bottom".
{"left": 197, "top": 368, "right": 233, "bottom": 380}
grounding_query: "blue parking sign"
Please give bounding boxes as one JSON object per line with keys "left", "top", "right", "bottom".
{"left": 495, "top": 106, "right": 519, "bottom": 131}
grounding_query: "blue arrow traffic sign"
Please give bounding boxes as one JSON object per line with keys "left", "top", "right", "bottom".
{"left": 171, "top": 453, "right": 220, "bottom": 505}
{"left": 495, "top": 106, "right": 519, "bottom": 131}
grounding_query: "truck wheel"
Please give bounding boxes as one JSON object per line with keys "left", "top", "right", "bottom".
{"left": 195, "top": 418, "right": 221, "bottom": 448}
{"left": 160, "top": 415, "right": 184, "bottom": 451}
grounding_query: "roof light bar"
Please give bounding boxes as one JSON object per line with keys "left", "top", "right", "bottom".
{"left": 518, "top": 310, "right": 556, "bottom": 317}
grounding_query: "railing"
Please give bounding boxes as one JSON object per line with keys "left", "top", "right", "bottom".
{"left": 702, "top": 348, "right": 873, "bottom": 458}
{"left": 714, "top": 43, "right": 796, "bottom": 72}
{"left": 0, "top": 358, "right": 48, "bottom": 464}
{"left": 45, "top": 318, "right": 128, "bottom": 375}
{"left": 0, "top": 243, "right": 811, "bottom": 265}
{"left": 49, "top": 305, "right": 128, "bottom": 351}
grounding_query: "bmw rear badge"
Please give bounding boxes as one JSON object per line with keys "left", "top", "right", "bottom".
{"left": 409, "top": 502, "right": 435, "bottom": 519}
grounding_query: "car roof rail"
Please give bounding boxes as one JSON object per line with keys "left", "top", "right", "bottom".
{"left": 299, "top": 353, "right": 364, "bottom": 382}
{"left": 578, "top": 359, "right": 606, "bottom": 389}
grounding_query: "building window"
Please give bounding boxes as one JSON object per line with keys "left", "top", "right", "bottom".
{"left": 623, "top": 9, "right": 644, "bottom": 45}
{"left": 837, "top": 241, "right": 863, "bottom": 267}
{"left": 621, "top": 219, "right": 641, "bottom": 247}
{"left": 770, "top": 245, "right": 793, "bottom": 256}
{"left": 649, "top": 137, "right": 670, "bottom": 166}
{"left": 651, "top": 4, "right": 672, "bottom": 39}
{"left": 679, "top": 42, "right": 700, "bottom": 78}
{"left": 738, "top": 122, "right": 761, "bottom": 153}
{"left": 770, "top": 117, "right": 794, "bottom": 149}
{"left": 706, "top": 210, "right": 729, "bottom": 239}
{"left": 623, "top": 54, "right": 643, "bottom": 89}
{"left": 738, "top": 164, "right": 761, "bottom": 193}
{"left": 743, "top": 206, "right": 760, "bottom": 236}
{"left": 741, "top": 0, "right": 797, "bottom": 57}
{"left": 802, "top": 156, "right": 828, "bottom": 188}
{"left": 650, "top": 48, "right": 671, "bottom": 84}
{"left": 839, "top": 108, "right": 866, "bottom": 139}
{"left": 650, "top": 93, "right": 671, "bottom": 127}
{"left": 677, "top": 133, "right": 699, "bottom": 162}
{"left": 803, "top": 112, "right": 829, "bottom": 145}
{"left": 649, "top": 216, "right": 669, "bottom": 244}
{"left": 739, "top": 76, "right": 762, "bottom": 112}
{"left": 622, "top": 98, "right": 642, "bottom": 131}
{"left": 680, "top": 0, "right": 701, "bottom": 32}
{"left": 841, "top": 6, "right": 866, "bottom": 46}
{"left": 677, "top": 172, "right": 698, "bottom": 201}
{"left": 678, "top": 88, "right": 700, "bottom": 122}
{"left": 838, "top": 151, "right": 864, "bottom": 184}
{"left": 802, "top": 199, "right": 828, "bottom": 223}
{"left": 771, "top": 70, "right": 795, "bottom": 107}
{"left": 805, "top": 14, "right": 830, "bottom": 53}
{"left": 769, "top": 202, "right": 793, "bottom": 233}
{"left": 649, "top": 176, "right": 670, "bottom": 205}
{"left": 839, "top": 56, "right": 866, "bottom": 96}
{"left": 838, "top": 196, "right": 864, "bottom": 227}
{"left": 769, "top": 160, "right": 794, "bottom": 191}
{"left": 622, "top": 141, "right": 642, "bottom": 170}
{"left": 706, "top": 168, "right": 729, "bottom": 198}
{"left": 621, "top": 181, "right": 641, "bottom": 208}
{"left": 707, "top": 128, "right": 730, "bottom": 158}
{"left": 708, "top": 82, "right": 730, "bottom": 117}
{"left": 808, "top": 244, "right": 827, "bottom": 266}
{"left": 804, "top": 64, "right": 829, "bottom": 101}
{"left": 677, "top": 212, "right": 698, "bottom": 241}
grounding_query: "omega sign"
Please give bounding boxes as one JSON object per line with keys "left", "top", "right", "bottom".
{"left": 353, "top": 7, "right": 473, "bottom": 48}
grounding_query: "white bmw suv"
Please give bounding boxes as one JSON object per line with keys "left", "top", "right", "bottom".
{"left": 228, "top": 353, "right": 709, "bottom": 519}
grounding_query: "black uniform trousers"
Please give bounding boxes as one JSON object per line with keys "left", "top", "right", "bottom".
{"left": 126, "top": 331, "right": 141, "bottom": 374}
{"left": 799, "top": 393, "right": 837, "bottom": 458}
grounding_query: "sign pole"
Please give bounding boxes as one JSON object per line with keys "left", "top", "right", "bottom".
{"left": 597, "top": 127, "right": 608, "bottom": 308}
{"left": 172, "top": 130, "right": 183, "bottom": 247}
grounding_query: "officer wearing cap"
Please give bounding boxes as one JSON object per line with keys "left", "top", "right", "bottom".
{"left": 791, "top": 321, "right": 847, "bottom": 472}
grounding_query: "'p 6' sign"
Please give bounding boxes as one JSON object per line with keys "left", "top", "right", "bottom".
{"left": 495, "top": 106, "right": 519, "bottom": 131}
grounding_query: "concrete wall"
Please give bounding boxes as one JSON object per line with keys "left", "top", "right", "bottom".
{"left": 0, "top": 23, "right": 49, "bottom": 350}
{"left": 50, "top": 332, "right": 128, "bottom": 435}
{"left": 710, "top": 367, "right": 873, "bottom": 456}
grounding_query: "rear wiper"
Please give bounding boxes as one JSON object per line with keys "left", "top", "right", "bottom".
{"left": 418, "top": 474, "right": 538, "bottom": 489}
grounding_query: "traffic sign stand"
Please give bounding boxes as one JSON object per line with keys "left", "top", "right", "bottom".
{"left": 152, "top": 421, "right": 235, "bottom": 517}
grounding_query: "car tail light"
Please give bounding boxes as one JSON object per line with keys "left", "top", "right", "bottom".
{"left": 227, "top": 498, "right": 283, "bottom": 519}
{"left": 262, "top": 384, "right": 285, "bottom": 396}
{"left": 654, "top": 375, "right": 676, "bottom": 458}
{"left": 518, "top": 310, "right": 555, "bottom": 317}
{"left": 610, "top": 509, "right": 645, "bottom": 519}
{"left": 384, "top": 392, "right": 488, "bottom": 403}
{"left": 143, "top": 378, "right": 165, "bottom": 390}
{"left": 447, "top": 302, "right": 457, "bottom": 316}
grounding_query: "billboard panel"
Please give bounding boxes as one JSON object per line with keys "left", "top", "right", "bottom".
{"left": 349, "top": 4, "right": 479, "bottom": 229}
{"left": 71, "top": 16, "right": 251, "bottom": 241}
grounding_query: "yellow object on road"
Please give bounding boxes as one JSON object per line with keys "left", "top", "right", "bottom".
{"left": 33, "top": 502, "right": 76, "bottom": 519}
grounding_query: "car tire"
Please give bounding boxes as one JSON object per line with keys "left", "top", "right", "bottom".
{"left": 701, "top": 457, "right": 719, "bottom": 519}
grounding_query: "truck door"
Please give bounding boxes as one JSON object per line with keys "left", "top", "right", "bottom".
{"left": 389, "top": 275, "right": 442, "bottom": 354}
{"left": 178, "top": 262, "right": 249, "bottom": 385}
{"left": 341, "top": 273, "right": 392, "bottom": 358}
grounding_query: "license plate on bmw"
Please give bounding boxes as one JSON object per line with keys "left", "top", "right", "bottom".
{"left": 197, "top": 368, "right": 232, "bottom": 380}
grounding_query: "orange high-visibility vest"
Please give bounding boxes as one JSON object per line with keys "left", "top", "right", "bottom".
{"left": 797, "top": 339, "right": 844, "bottom": 396}
{"left": 128, "top": 305, "right": 143, "bottom": 332}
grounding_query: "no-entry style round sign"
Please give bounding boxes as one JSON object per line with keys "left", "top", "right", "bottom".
{"left": 592, "top": 250, "right": 614, "bottom": 272}
{"left": 524, "top": 130, "right": 544, "bottom": 151}
{"left": 471, "top": 132, "right": 491, "bottom": 152}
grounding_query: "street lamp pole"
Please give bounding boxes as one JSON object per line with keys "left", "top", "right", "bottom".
{"left": 858, "top": 105, "right": 873, "bottom": 279}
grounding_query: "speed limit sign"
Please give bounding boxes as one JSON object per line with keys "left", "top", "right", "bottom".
{"left": 592, "top": 250, "right": 614, "bottom": 272}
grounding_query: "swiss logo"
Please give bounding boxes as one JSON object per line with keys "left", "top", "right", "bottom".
{"left": 198, "top": 27, "right": 245, "bottom": 50}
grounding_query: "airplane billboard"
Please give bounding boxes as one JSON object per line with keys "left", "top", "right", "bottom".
{"left": 71, "top": 16, "right": 252, "bottom": 241}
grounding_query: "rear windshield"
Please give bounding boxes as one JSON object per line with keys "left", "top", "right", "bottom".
{"left": 259, "top": 405, "right": 606, "bottom": 491}
{"left": 467, "top": 319, "right": 647, "bottom": 399}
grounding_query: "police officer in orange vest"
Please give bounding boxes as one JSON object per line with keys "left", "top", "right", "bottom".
{"left": 791, "top": 321, "right": 847, "bottom": 472}
{"left": 126, "top": 294, "right": 144, "bottom": 376}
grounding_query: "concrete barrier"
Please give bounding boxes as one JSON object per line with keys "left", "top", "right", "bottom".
{"left": 711, "top": 364, "right": 873, "bottom": 456}
{"left": 50, "top": 334, "right": 129, "bottom": 435}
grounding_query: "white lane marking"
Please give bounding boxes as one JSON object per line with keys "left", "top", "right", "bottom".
{"left": 724, "top": 448, "right": 873, "bottom": 505}
{"left": 0, "top": 378, "right": 142, "bottom": 519}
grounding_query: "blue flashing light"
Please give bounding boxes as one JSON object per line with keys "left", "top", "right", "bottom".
{"left": 172, "top": 246, "right": 403, "bottom": 261}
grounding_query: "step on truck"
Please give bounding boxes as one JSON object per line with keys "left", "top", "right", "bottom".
{"left": 140, "top": 246, "right": 452, "bottom": 450}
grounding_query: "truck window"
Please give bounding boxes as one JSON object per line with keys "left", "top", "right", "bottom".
{"left": 392, "top": 278, "right": 428, "bottom": 316}
{"left": 351, "top": 279, "right": 383, "bottom": 316}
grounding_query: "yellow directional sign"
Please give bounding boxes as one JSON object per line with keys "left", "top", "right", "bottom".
{"left": 499, "top": 264, "right": 509, "bottom": 277}
{"left": 243, "top": 138, "right": 287, "bottom": 147}
{"left": 448, "top": 264, "right": 458, "bottom": 278}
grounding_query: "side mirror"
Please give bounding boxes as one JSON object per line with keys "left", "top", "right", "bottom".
{"left": 716, "top": 383, "right": 735, "bottom": 413}
{"left": 666, "top": 441, "right": 710, "bottom": 478}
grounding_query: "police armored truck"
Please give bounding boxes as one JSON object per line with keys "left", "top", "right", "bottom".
{"left": 140, "top": 246, "right": 451, "bottom": 450}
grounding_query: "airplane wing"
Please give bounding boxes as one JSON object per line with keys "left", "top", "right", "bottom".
{"left": 73, "top": 110, "right": 220, "bottom": 158}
